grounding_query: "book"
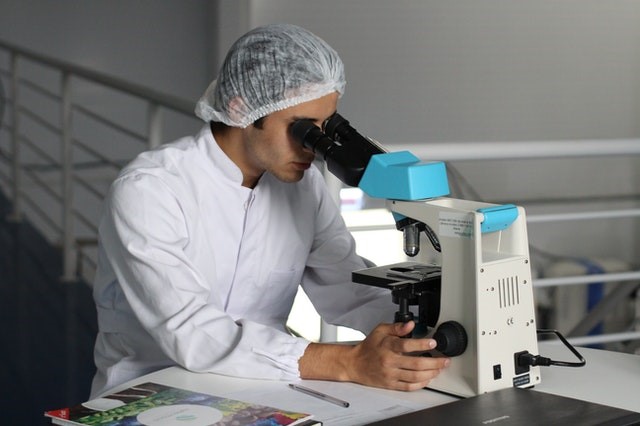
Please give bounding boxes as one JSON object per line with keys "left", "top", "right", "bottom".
{"left": 45, "top": 382, "right": 319, "bottom": 426}
{"left": 367, "top": 386, "right": 640, "bottom": 426}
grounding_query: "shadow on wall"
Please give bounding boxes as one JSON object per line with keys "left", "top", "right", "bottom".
{"left": 0, "top": 191, "right": 97, "bottom": 425}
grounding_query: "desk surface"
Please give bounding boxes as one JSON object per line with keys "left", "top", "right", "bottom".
{"left": 106, "top": 342, "right": 639, "bottom": 426}
{"left": 534, "top": 342, "right": 640, "bottom": 412}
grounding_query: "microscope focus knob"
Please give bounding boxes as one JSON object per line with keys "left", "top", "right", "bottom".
{"left": 433, "top": 321, "right": 468, "bottom": 357}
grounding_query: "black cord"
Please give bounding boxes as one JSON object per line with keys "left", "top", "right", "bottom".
{"left": 538, "top": 329, "right": 586, "bottom": 367}
{"left": 518, "top": 329, "right": 586, "bottom": 368}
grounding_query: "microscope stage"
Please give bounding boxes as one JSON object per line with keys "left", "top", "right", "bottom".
{"left": 352, "top": 261, "right": 441, "bottom": 289}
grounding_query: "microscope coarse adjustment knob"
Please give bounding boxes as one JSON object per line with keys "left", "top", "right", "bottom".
{"left": 433, "top": 321, "right": 468, "bottom": 357}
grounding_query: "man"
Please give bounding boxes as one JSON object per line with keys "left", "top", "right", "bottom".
{"left": 90, "top": 23, "right": 449, "bottom": 398}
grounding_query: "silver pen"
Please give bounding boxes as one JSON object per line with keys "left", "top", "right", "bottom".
{"left": 288, "top": 383, "right": 350, "bottom": 408}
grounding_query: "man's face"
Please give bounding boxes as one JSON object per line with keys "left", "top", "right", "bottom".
{"left": 241, "top": 92, "right": 339, "bottom": 184}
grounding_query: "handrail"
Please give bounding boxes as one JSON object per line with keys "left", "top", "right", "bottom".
{"left": 534, "top": 271, "right": 640, "bottom": 288}
{"left": 543, "top": 330, "right": 640, "bottom": 346}
{"left": 73, "top": 104, "right": 148, "bottom": 144}
{"left": 0, "top": 38, "right": 201, "bottom": 282}
{"left": 528, "top": 209, "right": 640, "bottom": 223}
{"left": 396, "top": 139, "right": 640, "bottom": 161}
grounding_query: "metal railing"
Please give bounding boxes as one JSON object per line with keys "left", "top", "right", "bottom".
{"left": 0, "top": 39, "right": 200, "bottom": 281}
{"left": 1, "top": 39, "right": 638, "bottom": 350}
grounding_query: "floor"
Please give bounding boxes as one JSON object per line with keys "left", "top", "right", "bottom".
{"left": 0, "top": 192, "right": 98, "bottom": 425}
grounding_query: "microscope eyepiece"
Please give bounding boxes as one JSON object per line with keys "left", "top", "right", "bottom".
{"left": 290, "top": 117, "right": 375, "bottom": 187}
{"left": 323, "top": 113, "right": 386, "bottom": 157}
{"left": 290, "top": 119, "right": 335, "bottom": 155}
{"left": 322, "top": 113, "right": 350, "bottom": 142}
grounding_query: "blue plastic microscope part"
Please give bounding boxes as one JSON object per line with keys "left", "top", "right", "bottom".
{"left": 477, "top": 204, "right": 519, "bottom": 233}
{"left": 358, "top": 151, "right": 450, "bottom": 201}
{"left": 363, "top": 151, "right": 518, "bottom": 234}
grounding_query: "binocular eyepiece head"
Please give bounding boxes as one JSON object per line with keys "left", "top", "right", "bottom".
{"left": 290, "top": 113, "right": 385, "bottom": 188}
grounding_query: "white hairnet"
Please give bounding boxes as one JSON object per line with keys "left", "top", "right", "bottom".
{"left": 195, "top": 23, "right": 346, "bottom": 128}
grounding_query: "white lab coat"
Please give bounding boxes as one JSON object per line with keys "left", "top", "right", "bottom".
{"left": 90, "top": 125, "right": 395, "bottom": 397}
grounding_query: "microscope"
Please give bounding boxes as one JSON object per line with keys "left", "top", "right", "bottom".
{"left": 291, "top": 115, "right": 541, "bottom": 397}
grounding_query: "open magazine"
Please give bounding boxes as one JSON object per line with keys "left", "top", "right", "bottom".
{"left": 45, "top": 382, "right": 319, "bottom": 426}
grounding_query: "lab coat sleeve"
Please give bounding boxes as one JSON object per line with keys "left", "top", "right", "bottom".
{"left": 301, "top": 177, "right": 397, "bottom": 334}
{"left": 100, "top": 173, "right": 309, "bottom": 380}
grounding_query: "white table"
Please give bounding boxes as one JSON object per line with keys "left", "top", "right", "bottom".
{"left": 105, "top": 342, "right": 639, "bottom": 425}
{"left": 534, "top": 342, "right": 640, "bottom": 413}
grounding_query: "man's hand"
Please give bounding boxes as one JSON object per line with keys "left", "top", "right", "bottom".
{"left": 298, "top": 321, "right": 450, "bottom": 391}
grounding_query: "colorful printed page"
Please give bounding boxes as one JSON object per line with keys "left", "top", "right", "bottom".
{"left": 45, "top": 382, "right": 316, "bottom": 426}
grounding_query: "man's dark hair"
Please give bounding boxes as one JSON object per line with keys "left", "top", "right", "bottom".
{"left": 253, "top": 116, "right": 265, "bottom": 129}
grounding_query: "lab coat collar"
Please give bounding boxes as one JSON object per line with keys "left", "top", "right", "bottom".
{"left": 197, "top": 124, "right": 246, "bottom": 186}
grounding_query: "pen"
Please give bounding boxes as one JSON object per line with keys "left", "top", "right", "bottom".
{"left": 288, "top": 383, "right": 350, "bottom": 408}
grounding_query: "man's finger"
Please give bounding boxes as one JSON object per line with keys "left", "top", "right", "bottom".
{"left": 395, "top": 365, "right": 444, "bottom": 384}
{"left": 396, "top": 336, "right": 438, "bottom": 353}
{"left": 391, "top": 320, "right": 415, "bottom": 337}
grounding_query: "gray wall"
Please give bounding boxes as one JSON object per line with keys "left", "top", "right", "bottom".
{"left": 249, "top": 0, "right": 640, "bottom": 144}
{"left": 3, "top": 0, "right": 639, "bottom": 142}
{"left": 1, "top": 0, "right": 638, "bottom": 266}
{"left": 246, "top": 0, "right": 640, "bottom": 266}
{"left": 0, "top": 0, "right": 215, "bottom": 101}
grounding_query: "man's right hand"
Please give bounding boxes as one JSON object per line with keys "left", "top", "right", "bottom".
{"left": 298, "top": 321, "right": 450, "bottom": 391}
